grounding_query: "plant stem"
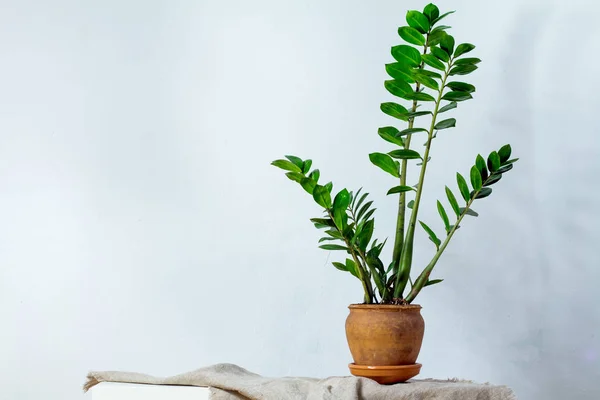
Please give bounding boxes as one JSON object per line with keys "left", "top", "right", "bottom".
{"left": 393, "top": 60, "right": 453, "bottom": 299}
{"left": 405, "top": 180, "right": 487, "bottom": 303}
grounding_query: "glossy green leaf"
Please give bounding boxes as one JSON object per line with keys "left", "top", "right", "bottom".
{"left": 454, "top": 57, "right": 481, "bottom": 65}
{"left": 397, "top": 127, "right": 428, "bottom": 136}
{"left": 331, "top": 262, "right": 347, "bottom": 272}
{"left": 455, "top": 43, "right": 476, "bottom": 57}
{"left": 309, "top": 169, "right": 320, "bottom": 182}
{"left": 438, "top": 101, "right": 457, "bottom": 113}
{"left": 419, "top": 69, "right": 442, "bottom": 79}
{"left": 378, "top": 126, "right": 404, "bottom": 146}
{"left": 440, "top": 34, "right": 455, "bottom": 55}
{"left": 431, "top": 46, "right": 450, "bottom": 62}
{"left": 404, "top": 110, "right": 433, "bottom": 118}
{"left": 496, "top": 163, "right": 514, "bottom": 174}
{"left": 402, "top": 91, "right": 436, "bottom": 102}
{"left": 356, "top": 200, "right": 373, "bottom": 221}
{"left": 311, "top": 218, "right": 335, "bottom": 227}
{"left": 285, "top": 155, "right": 304, "bottom": 168}
{"left": 385, "top": 79, "right": 412, "bottom": 98}
{"left": 423, "top": 3, "right": 440, "bottom": 22}
{"left": 319, "top": 237, "right": 339, "bottom": 243}
{"left": 487, "top": 151, "right": 501, "bottom": 172}
{"left": 442, "top": 91, "right": 473, "bottom": 102}
{"left": 300, "top": 178, "right": 315, "bottom": 194}
{"left": 413, "top": 71, "right": 439, "bottom": 90}
{"left": 302, "top": 159, "right": 312, "bottom": 174}
{"left": 473, "top": 187, "right": 492, "bottom": 199}
{"left": 484, "top": 173, "right": 502, "bottom": 186}
{"left": 408, "top": 200, "right": 415, "bottom": 209}
{"left": 285, "top": 172, "right": 304, "bottom": 183}
{"left": 381, "top": 102, "right": 409, "bottom": 121}
{"left": 388, "top": 149, "right": 422, "bottom": 159}
{"left": 346, "top": 258, "right": 360, "bottom": 278}
{"left": 387, "top": 185, "right": 415, "bottom": 195}
{"left": 398, "top": 26, "right": 425, "bottom": 46}
{"left": 470, "top": 165, "right": 482, "bottom": 191}
{"left": 445, "top": 186, "right": 460, "bottom": 217}
{"left": 332, "top": 189, "right": 351, "bottom": 229}
{"left": 325, "top": 229, "right": 343, "bottom": 239}
{"left": 271, "top": 159, "right": 302, "bottom": 173}
{"left": 391, "top": 45, "right": 422, "bottom": 67}
{"left": 449, "top": 64, "right": 478, "bottom": 75}
{"left": 437, "top": 200, "right": 451, "bottom": 232}
{"left": 319, "top": 244, "right": 348, "bottom": 251}
{"left": 498, "top": 144, "right": 512, "bottom": 163}
{"left": 419, "top": 220, "right": 441, "bottom": 249}
{"left": 427, "top": 29, "right": 447, "bottom": 46}
{"left": 446, "top": 81, "right": 476, "bottom": 93}
{"left": 476, "top": 154, "right": 489, "bottom": 180}
{"left": 424, "top": 278, "right": 444, "bottom": 287}
{"left": 324, "top": 182, "right": 333, "bottom": 193}
{"left": 369, "top": 152, "right": 400, "bottom": 178}
{"left": 385, "top": 63, "right": 415, "bottom": 83}
{"left": 502, "top": 158, "right": 519, "bottom": 166}
{"left": 434, "top": 118, "right": 456, "bottom": 130}
{"left": 357, "top": 219, "right": 374, "bottom": 251}
{"left": 313, "top": 185, "right": 332, "bottom": 208}
{"left": 456, "top": 172, "right": 470, "bottom": 202}
{"left": 421, "top": 54, "right": 445, "bottom": 71}
{"left": 459, "top": 207, "right": 479, "bottom": 217}
{"left": 432, "top": 10, "right": 455, "bottom": 25}
{"left": 406, "top": 10, "right": 430, "bottom": 33}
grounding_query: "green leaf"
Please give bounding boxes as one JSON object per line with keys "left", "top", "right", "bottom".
{"left": 285, "top": 155, "right": 304, "bottom": 169}
{"left": 484, "top": 174, "right": 502, "bottom": 186}
{"left": 357, "top": 200, "right": 374, "bottom": 221}
{"left": 378, "top": 126, "right": 404, "bottom": 146}
{"left": 346, "top": 258, "right": 360, "bottom": 278}
{"left": 385, "top": 79, "right": 412, "bottom": 98}
{"left": 357, "top": 219, "right": 374, "bottom": 251}
{"left": 391, "top": 45, "right": 422, "bottom": 67}
{"left": 434, "top": 118, "right": 456, "bottom": 130}
{"left": 440, "top": 34, "right": 455, "bottom": 56}
{"left": 419, "top": 69, "right": 442, "bottom": 79}
{"left": 459, "top": 207, "right": 479, "bottom": 217}
{"left": 419, "top": 220, "right": 441, "bottom": 249}
{"left": 324, "top": 182, "right": 333, "bottom": 193}
{"left": 332, "top": 189, "right": 351, "bottom": 229}
{"left": 442, "top": 91, "right": 473, "bottom": 102}
{"left": 398, "top": 26, "right": 425, "bottom": 46}
{"left": 309, "top": 169, "right": 320, "bottom": 182}
{"left": 319, "top": 244, "right": 349, "bottom": 251}
{"left": 388, "top": 149, "right": 422, "bottom": 159}
{"left": 331, "top": 262, "right": 347, "bottom": 272}
{"left": 421, "top": 54, "right": 446, "bottom": 71}
{"left": 285, "top": 172, "right": 304, "bottom": 183}
{"left": 325, "top": 229, "right": 343, "bottom": 239}
{"left": 475, "top": 154, "right": 489, "bottom": 180}
{"left": 454, "top": 57, "right": 481, "bottom": 65}
{"left": 424, "top": 278, "right": 444, "bottom": 287}
{"left": 408, "top": 200, "right": 415, "bottom": 209}
{"left": 313, "top": 185, "right": 332, "bottom": 208}
{"left": 311, "top": 218, "right": 335, "bottom": 227}
{"left": 402, "top": 91, "right": 436, "bottom": 102}
{"left": 438, "top": 101, "right": 457, "bottom": 113}
{"left": 412, "top": 71, "right": 439, "bottom": 90}
{"left": 423, "top": 3, "right": 440, "bottom": 22}
{"left": 302, "top": 159, "right": 312, "bottom": 174}
{"left": 473, "top": 187, "right": 492, "bottom": 199}
{"left": 432, "top": 10, "right": 455, "bottom": 25}
{"left": 361, "top": 208, "right": 376, "bottom": 223}
{"left": 319, "top": 237, "right": 339, "bottom": 243}
{"left": 300, "top": 177, "right": 316, "bottom": 194}
{"left": 385, "top": 63, "right": 415, "bottom": 83}
{"left": 454, "top": 43, "right": 476, "bottom": 57}
{"left": 406, "top": 10, "right": 430, "bottom": 33}
{"left": 404, "top": 110, "right": 433, "bottom": 118}
{"left": 496, "top": 163, "right": 514, "bottom": 174}
{"left": 502, "top": 158, "right": 519, "bottom": 166}
{"left": 498, "top": 144, "right": 512, "bottom": 163}
{"left": 355, "top": 191, "right": 368, "bottom": 210}
{"left": 437, "top": 200, "right": 450, "bottom": 232}
{"left": 397, "top": 127, "right": 428, "bottom": 137}
{"left": 387, "top": 185, "right": 415, "bottom": 195}
{"left": 427, "top": 29, "right": 447, "bottom": 46}
{"left": 456, "top": 172, "right": 470, "bottom": 202}
{"left": 381, "top": 102, "right": 409, "bottom": 121}
{"left": 369, "top": 152, "right": 400, "bottom": 178}
{"left": 450, "top": 64, "right": 478, "bottom": 76}
{"left": 470, "top": 165, "right": 482, "bottom": 191}
{"left": 271, "top": 159, "right": 302, "bottom": 173}
{"left": 446, "top": 81, "right": 476, "bottom": 93}
{"left": 445, "top": 186, "right": 460, "bottom": 217}
{"left": 487, "top": 151, "right": 501, "bottom": 172}
{"left": 431, "top": 46, "right": 450, "bottom": 62}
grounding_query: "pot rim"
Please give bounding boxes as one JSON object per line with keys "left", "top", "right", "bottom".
{"left": 348, "top": 303, "right": 422, "bottom": 311}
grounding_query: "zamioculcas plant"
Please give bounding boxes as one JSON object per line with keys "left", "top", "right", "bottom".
{"left": 271, "top": 3, "right": 517, "bottom": 306}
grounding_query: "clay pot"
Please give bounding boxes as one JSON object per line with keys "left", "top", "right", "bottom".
{"left": 345, "top": 304, "right": 424, "bottom": 366}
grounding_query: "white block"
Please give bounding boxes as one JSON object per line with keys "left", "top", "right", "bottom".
{"left": 91, "top": 382, "right": 211, "bottom": 400}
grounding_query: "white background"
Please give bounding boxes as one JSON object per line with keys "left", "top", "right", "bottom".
{"left": 1, "top": 0, "right": 599, "bottom": 399}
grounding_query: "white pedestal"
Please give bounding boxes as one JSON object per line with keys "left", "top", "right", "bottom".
{"left": 90, "top": 382, "right": 211, "bottom": 400}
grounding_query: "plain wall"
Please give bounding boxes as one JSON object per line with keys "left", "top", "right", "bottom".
{"left": 0, "top": 0, "right": 598, "bottom": 399}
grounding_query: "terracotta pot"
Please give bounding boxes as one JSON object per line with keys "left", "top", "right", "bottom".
{"left": 345, "top": 304, "right": 424, "bottom": 366}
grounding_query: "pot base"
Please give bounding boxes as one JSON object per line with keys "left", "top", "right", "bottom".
{"left": 348, "top": 363, "right": 422, "bottom": 384}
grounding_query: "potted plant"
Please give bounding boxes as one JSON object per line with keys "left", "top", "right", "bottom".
{"left": 271, "top": 3, "right": 518, "bottom": 384}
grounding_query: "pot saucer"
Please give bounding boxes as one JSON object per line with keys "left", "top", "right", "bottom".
{"left": 348, "top": 363, "right": 422, "bottom": 384}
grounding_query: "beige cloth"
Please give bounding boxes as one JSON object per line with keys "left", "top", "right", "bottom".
{"left": 84, "top": 363, "right": 517, "bottom": 400}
